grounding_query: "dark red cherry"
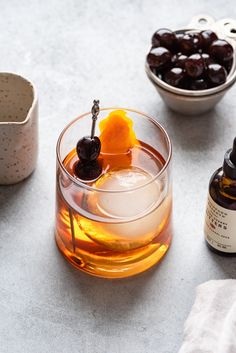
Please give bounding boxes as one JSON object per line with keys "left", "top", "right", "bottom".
{"left": 201, "top": 53, "right": 213, "bottom": 68}
{"left": 164, "top": 67, "right": 185, "bottom": 87}
{"left": 185, "top": 53, "right": 204, "bottom": 78}
{"left": 76, "top": 136, "right": 101, "bottom": 162}
{"left": 178, "top": 76, "right": 191, "bottom": 89}
{"left": 175, "top": 33, "right": 184, "bottom": 51}
{"left": 176, "top": 33, "right": 184, "bottom": 42}
{"left": 171, "top": 54, "right": 178, "bottom": 65}
{"left": 152, "top": 28, "right": 176, "bottom": 50}
{"left": 175, "top": 53, "right": 188, "bottom": 68}
{"left": 193, "top": 32, "right": 203, "bottom": 49}
{"left": 209, "top": 39, "right": 234, "bottom": 63}
{"left": 75, "top": 160, "right": 102, "bottom": 181}
{"left": 156, "top": 68, "right": 169, "bottom": 81}
{"left": 154, "top": 69, "right": 164, "bottom": 80}
{"left": 151, "top": 36, "right": 160, "bottom": 48}
{"left": 179, "top": 34, "right": 193, "bottom": 54}
{"left": 201, "top": 30, "right": 218, "bottom": 50}
{"left": 179, "top": 32, "right": 202, "bottom": 55}
{"left": 224, "top": 58, "right": 233, "bottom": 73}
{"left": 147, "top": 47, "right": 172, "bottom": 70}
{"left": 189, "top": 78, "right": 208, "bottom": 90}
{"left": 207, "top": 63, "right": 227, "bottom": 85}
{"left": 150, "top": 65, "right": 166, "bottom": 80}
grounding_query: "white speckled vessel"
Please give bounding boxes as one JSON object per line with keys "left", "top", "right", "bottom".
{"left": 0, "top": 73, "right": 38, "bottom": 185}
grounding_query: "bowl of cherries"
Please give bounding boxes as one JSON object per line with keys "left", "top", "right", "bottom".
{"left": 145, "top": 15, "right": 236, "bottom": 115}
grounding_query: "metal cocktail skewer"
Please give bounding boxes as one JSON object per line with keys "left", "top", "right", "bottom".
{"left": 91, "top": 99, "right": 100, "bottom": 138}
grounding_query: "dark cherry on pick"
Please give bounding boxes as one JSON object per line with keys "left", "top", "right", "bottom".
{"left": 74, "top": 100, "right": 102, "bottom": 181}
{"left": 75, "top": 160, "right": 102, "bottom": 181}
{"left": 76, "top": 136, "right": 101, "bottom": 162}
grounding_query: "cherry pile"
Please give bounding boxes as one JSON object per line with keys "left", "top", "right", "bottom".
{"left": 147, "top": 28, "right": 234, "bottom": 90}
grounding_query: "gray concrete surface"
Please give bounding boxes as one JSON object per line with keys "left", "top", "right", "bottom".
{"left": 0, "top": 1, "right": 236, "bottom": 352}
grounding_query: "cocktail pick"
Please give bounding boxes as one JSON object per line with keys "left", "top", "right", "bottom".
{"left": 91, "top": 99, "right": 100, "bottom": 138}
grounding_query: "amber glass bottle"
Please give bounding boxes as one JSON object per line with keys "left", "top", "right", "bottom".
{"left": 204, "top": 138, "right": 236, "bottom": 255}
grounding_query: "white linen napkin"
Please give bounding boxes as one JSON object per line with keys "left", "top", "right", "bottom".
{"left": 178, "top": 280, "right": 236, "bottom": 353}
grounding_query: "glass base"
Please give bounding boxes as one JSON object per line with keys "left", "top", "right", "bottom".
{"left": 55, "top": 229, "right": 172, "bottom": 279}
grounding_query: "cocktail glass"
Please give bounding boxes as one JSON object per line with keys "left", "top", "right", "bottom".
{"left": 55, "top": 108, "right": 172, "bottom": 278}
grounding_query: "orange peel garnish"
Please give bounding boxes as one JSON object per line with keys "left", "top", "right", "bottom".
{"left": 99, "top": 110, "right": 139, "bottom": 154}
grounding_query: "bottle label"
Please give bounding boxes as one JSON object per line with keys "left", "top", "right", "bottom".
{"left": 204, "top": 194, "right": 236, "bottom": 253}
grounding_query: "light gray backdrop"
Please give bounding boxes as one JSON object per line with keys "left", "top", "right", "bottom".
{"left": 0, "top": 1, "right": 236, "bottom": 352}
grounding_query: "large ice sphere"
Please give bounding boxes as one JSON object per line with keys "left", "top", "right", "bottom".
{"left": 79, "top": 167, "right": 172, "bottom": 250}
{"left": 95, "top": 168, "right": 161, "bottom": 218}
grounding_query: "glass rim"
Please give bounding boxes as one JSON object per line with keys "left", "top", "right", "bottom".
{"left": 56, "top": 107, "right": 172, "bottom": 193}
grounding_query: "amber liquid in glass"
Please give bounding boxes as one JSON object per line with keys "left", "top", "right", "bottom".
{"left": 55, "top": 141, "right": 172, "bottom": 278}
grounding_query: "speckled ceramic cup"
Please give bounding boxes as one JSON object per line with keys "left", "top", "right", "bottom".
{"left": 0, "top": 73, "right": 38, "bottom": 185}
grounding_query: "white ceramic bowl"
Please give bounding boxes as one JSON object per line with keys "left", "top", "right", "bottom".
{"left": 145, "top": 15, "right": 236, "bottom": 115}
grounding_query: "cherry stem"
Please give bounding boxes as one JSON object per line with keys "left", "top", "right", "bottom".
{"left": 91, "top": 99, "right": 100, "bottom": 138}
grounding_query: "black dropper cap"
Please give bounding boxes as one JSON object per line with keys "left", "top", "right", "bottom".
{"left": 223, "top": 137, "right": 236, "bottom": 179}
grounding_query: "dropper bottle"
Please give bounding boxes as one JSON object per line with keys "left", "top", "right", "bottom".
{"left": 204, "top": 138, "right": 236, "bottom": 255}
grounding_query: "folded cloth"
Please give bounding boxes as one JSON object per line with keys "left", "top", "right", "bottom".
{"left": 178, "top": 280, "right": 236, "bottom": 353}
